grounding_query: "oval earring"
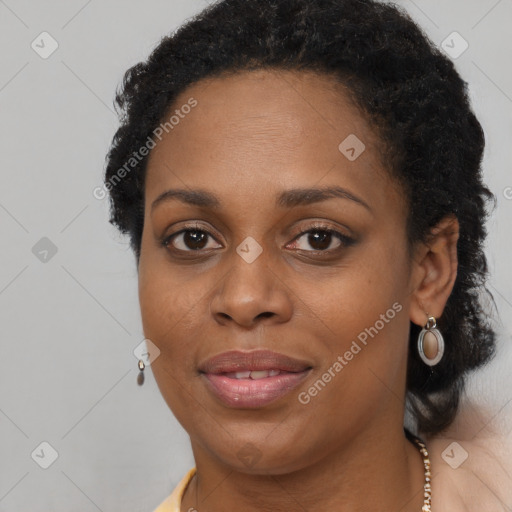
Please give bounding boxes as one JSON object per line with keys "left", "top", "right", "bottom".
{"left": 417, "top": 315, "right": 444, "bottom": 366}
{"left": 137, "top": 359, "right": 145, "bottom": 386}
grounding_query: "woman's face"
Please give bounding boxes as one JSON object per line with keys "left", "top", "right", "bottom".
{"left": 139, "top": 69, "right": 416, "bottom": 473}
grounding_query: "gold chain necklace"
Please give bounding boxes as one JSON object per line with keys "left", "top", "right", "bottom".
{"left": 405, "top": 429, "right": 432, "bottom": 511}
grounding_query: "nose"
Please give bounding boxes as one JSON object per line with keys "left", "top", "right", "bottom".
{"left": 209, "top": 248, "right": 293, "bottom": 328}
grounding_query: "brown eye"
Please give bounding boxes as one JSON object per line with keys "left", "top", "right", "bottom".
{"left": 294, "top": 230, "right": 340, "bottom": 251}
{"left": 287, "top": 227, "right": 355, "bottom": 253}
{"left": 305, "top": 231, "right": 335, "bottom": 251}
{"left": 165, "top": 229, "right": 221, "bottom": 252}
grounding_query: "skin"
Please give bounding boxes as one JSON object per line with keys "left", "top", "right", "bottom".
{"left": 138, "top": 69, "right": 459, "bottom": 512}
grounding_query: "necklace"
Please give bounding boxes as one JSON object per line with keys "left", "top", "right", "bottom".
{"left": 186, "top": 430, "right": 433, "bottom": 511}
{"left": 405, "top": 429, "right": 432, "bottom": 511}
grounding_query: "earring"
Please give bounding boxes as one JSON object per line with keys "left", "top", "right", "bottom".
{"left": 137, "top": 359, "right": 145, "bottom": 386}
{"left": 417, "top": 315, "right": 445, "bottom": 366}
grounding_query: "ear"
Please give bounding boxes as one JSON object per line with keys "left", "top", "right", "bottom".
{"left": 409, "top": 214, "right": 459, "bottom": 327}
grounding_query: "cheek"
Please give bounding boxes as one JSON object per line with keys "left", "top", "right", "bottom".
{"left": 138, "top": 260, "right": 205, "bottom": 415}
{"left": 139, "top": 236, "right": 201, "bottom": 320}
{"left": 138, "top": 253, "right": 204, "bottom": 366}
{"left": 308, "top": 240, "right": 410, "bottom": 380}
{"left": 316, "top": 246, "right": 406, "bottom": 329}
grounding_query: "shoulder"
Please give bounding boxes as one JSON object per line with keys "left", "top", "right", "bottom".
{"left": 152, "top": 468, "right": 197, "bottom": 512}
{"left": 426, "top": 433, "right": 512, "bottom": 511}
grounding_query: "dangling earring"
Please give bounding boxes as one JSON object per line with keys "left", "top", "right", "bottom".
{"left": 417, "top": 315, "right": 445, "bottom": 366}
{"left": 137, "top": 359, "right": 145, "bottom": 386}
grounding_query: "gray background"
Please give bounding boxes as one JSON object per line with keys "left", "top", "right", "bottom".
{"left": 0, "top": 1, "right": 511, "bottom": 510}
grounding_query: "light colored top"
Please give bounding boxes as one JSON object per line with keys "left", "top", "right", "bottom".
{"left": 151, "top": 432, "right": 512, "bottom": 511}
{"left": 153, "top": 468, "right": 196, "bottom": 512}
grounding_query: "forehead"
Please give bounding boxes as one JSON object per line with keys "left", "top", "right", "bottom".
{"left": 149, "top": 68, "right": 374, "bottom": 161}
{"left": 144, "top": 69, "right": 402, "bottom": 215}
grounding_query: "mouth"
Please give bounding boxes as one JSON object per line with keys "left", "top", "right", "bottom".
{"left": 198, "top": 349, "right": 312, "bottom": 408}
{"left": 223, "top": 369, "right": 283, "bottom": 379}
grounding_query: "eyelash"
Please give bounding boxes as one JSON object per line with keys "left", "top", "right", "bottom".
{"left": 290, "top": 226, "right": 356, "bottom": 253}
{"left": 161, "top": 222, "right": 355, "bottom": 256}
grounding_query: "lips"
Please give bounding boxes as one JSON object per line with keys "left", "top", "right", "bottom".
{"left": 198, "top": 349, "right": 311, "bottom": 374}
{"left": 198, "top": 349, "right": 312, "bottom": 408}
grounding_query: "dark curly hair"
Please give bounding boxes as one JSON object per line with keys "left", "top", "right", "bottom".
{"left": 103, "top": 0, "right": 497, "bottom": 436}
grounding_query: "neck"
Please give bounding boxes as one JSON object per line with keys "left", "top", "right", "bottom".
{"left": 181, "top": 423, "right": 426, "bottom": 512}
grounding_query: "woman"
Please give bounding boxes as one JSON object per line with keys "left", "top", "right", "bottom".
{"left": 103, "top": 0, "right": 501, "bottom": 510}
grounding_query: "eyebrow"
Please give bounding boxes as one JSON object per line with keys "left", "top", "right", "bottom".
{"left": 277, "top": 186, "right": 372, "bottom": 212}
{"left": 151, "top": 186, "right": 372, "bottom": 213}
